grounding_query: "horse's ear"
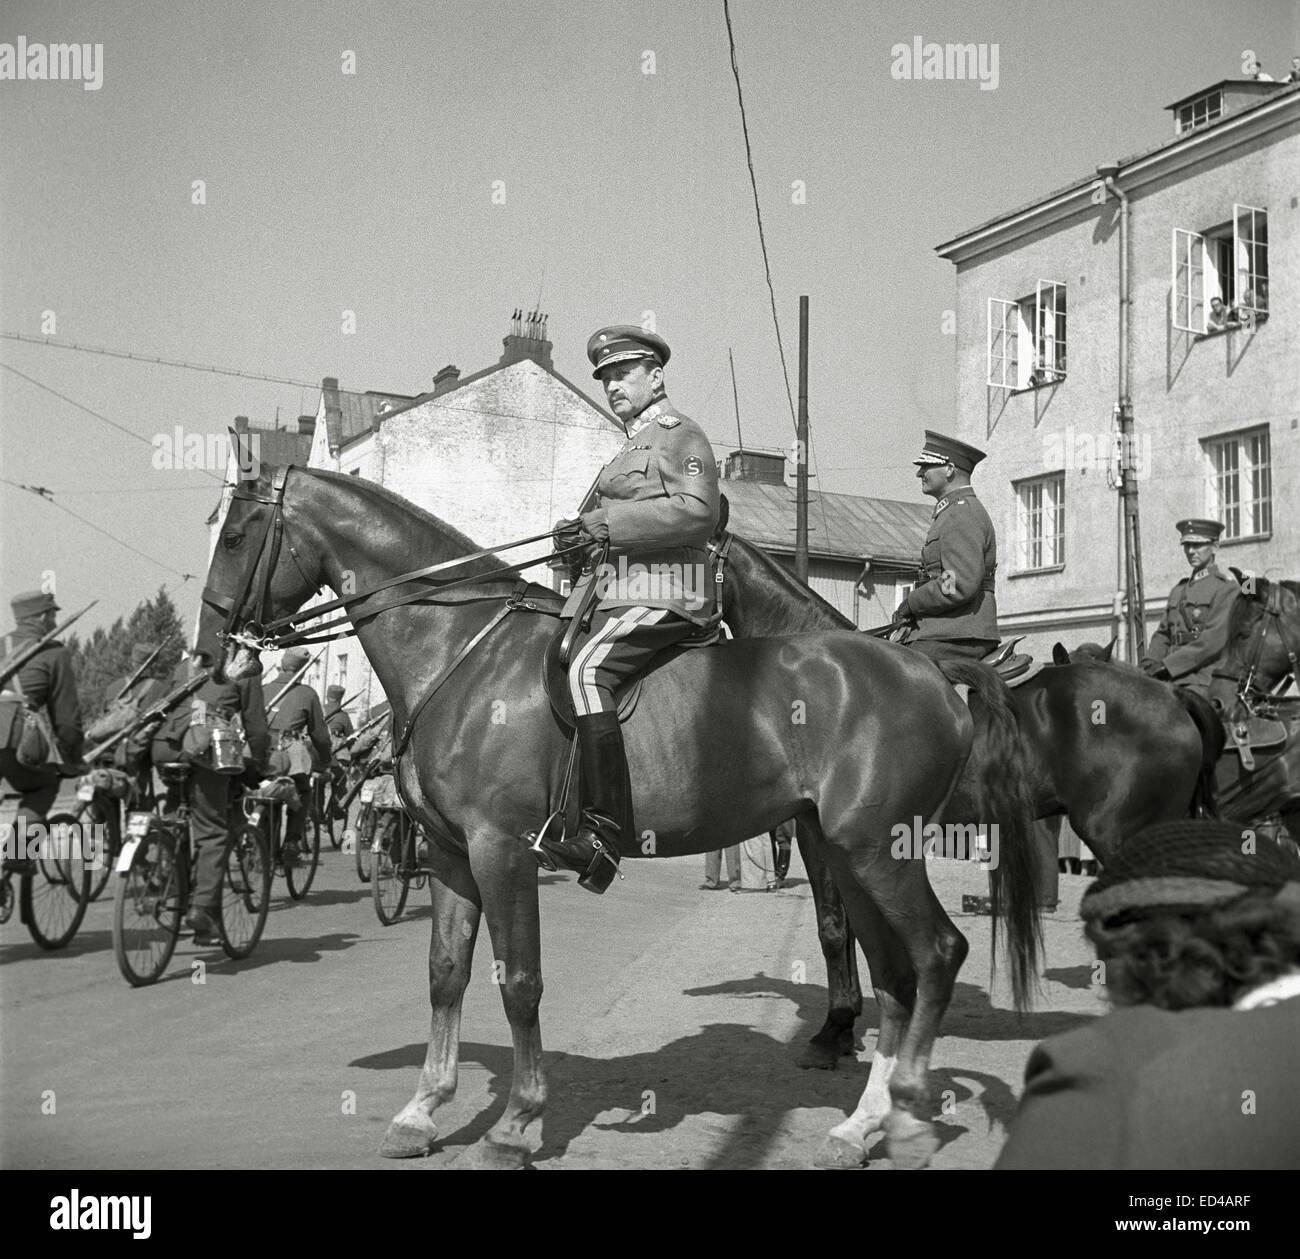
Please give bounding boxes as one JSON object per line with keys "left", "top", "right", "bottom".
{"left": 717, "top": 492, "right": 730, "bottom": 533}
{"left": 1052, "top": 642, "right": 1071, "bottom": 665}
{"left": 1103, "top": 638, "right": 1116, "bottom": 662}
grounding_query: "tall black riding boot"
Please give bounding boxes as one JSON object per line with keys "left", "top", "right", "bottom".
{"left": 524, "top": 711, "right": 630, "bottom": 893}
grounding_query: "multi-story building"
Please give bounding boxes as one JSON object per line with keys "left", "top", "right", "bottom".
{"left": 936, "top": 77, "right": 1299, "bottom": 661}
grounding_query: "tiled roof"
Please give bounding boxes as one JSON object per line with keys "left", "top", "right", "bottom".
{"left": 334, "top": 390, "right": 415, "bottom": 448}
{"left": 722, "top": 479, "right": 930, "bottom": 567}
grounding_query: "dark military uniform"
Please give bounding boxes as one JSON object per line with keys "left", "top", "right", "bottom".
{"left": 325, "top": 690, "right": 355, "bottom": 762}
{"left": 153, "top": 658, "right": 270, "bottom": 917}
{"left": 1, "top": 592, "right": 84, "bottom": 851}
{"left": 527, "top": 326, "right": 720, "bottom": 894}
{"left": 1143, "top": 563, "right": 1239, "bottom": 697}
{"left": 568, "top": 397, "right": 721, "bottom": 715}
{"left": 899, "top": 432, "right": 999, "bottom": 663}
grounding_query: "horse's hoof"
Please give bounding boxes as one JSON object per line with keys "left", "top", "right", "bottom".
{"left": 453, "top": 1138, "right": 531, "bottom": 1170}
{"left": 379, "top": 1116, "right": 438, "bottom": 1159}
{"left": 813, "top": 1134, "right": 867, "bottom": 1169}
{"left": 882, "top": 1110, "right": 939, "bottom": 1170}
{"left": 797, "top": 1040, "right": 841, "bottom": 1070}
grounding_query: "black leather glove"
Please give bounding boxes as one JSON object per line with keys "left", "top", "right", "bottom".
{"left": 1139, "top": 658, "right": 1170, "bottom": 680}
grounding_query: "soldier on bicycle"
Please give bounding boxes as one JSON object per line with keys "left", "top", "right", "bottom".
{"left": 1, "top": 590, "right": 85, "bottom": 875}
{"left": 153, "top": 651, "right": 269, "bottom": 946}
{"left": 266, "top": 648, "right": 331, "bottom": 864}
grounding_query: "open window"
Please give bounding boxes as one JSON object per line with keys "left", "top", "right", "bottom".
{"left": 1171, "top": 204, "right": 1269, "bottom": 334}
{"left": 986, "top": 281, "right": 1067, "bottom": 390}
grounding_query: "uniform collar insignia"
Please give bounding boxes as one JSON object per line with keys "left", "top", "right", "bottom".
{"left": 638, "top": 398, "right": 679, "bottom": 427}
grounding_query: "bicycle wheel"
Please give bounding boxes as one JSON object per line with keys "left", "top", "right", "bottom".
{"left": 371, "top": 813, "right": 409, "bottom": 925}
{"left": 354, "top": 801, "right": 374, "bottom": 882}
{"left": 81, "top": 799, "right": 116, "bottom": 902}
{"left": 23, "top": 813, "right": 92, "bottom": 950}
{"left": 111, "top": 825, "right": 182, "bottom": 985}
{"left": 218, "top": 824, "right": 271, "bottom": 959}
{"left": 321, "top": 778, "right": 340, "bottom": 850}
{"left": 285, "top": 809, "right": 320, "bottom": 900}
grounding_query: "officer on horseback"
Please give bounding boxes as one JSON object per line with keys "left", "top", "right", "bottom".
{"left": 896, "top": 431, "right": 1000, "bottom": 663}
{"left": 1140, "top": 519, "right": 1239, "bottom": 698}
{"left": 529, "top": 325, "right": 721, "bottom": 893}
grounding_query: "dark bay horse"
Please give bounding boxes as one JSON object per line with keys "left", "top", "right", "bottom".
{"left": 196, "top": 465, "right": 1041, "bottom": 1169}
{"left": 717, "top": 527, "right": 1217, "bottom": 1067}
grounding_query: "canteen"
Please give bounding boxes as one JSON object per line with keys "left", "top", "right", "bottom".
{"left": 210, "top": 727, "right": 245, "bottom": 775}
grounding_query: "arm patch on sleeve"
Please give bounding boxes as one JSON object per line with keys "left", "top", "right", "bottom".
{"left": 682, "top": 455, "right": 704, "bottom": 477}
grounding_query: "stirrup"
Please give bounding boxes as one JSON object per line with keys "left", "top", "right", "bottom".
{"left": 521, "top": 810, "right": 565, "bottom": 872}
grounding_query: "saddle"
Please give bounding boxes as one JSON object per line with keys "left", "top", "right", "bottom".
{"left": 1223, "top": 712, "right": 1290, "bottom": 771}
{"left": 542, "top": 618, "right": 723, "bottom": 731}
{"left": 980, "top": 637, "right": 1036, "bottom": 687}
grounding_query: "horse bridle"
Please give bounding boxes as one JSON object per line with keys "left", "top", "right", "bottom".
{"left": 202, "top": 463, "right": 592, "bottom": 655}
{"left": 201, "top": 467, "right": 303, "bottom": 651}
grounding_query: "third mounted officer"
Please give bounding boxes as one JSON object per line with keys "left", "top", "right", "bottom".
{"left": 1140, "top": 518, "right": 1240, "bottom": 699}
{"left": 896, "top": 430, "right": 1000, "bottom": 664}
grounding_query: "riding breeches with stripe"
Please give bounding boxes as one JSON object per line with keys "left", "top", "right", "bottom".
{"left": 568, "top": 607, "right": 695, "bottom": 716}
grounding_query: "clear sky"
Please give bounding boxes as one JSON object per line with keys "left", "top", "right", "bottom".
{"left": 2, "top": 0, "right": 1296, "bottom": 636}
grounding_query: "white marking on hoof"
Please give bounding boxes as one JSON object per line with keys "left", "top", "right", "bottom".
{"left": 814, "top": 1133, "right": 867, "bottom": 1169}
{"left": 378, "top": 1114, "right": 438, "bottom": 1159}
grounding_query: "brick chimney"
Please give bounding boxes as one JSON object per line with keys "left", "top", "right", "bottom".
{"left": 297, "top": 414, "right": 316, "bottom": 436}
{"left": 499, "top": 308, "right": 554, "bottom": 369}
{"left": 722, "top": 449, "right": 786, "bottom": 486}
{"left": 433, "top": 364, "right": 461, "bottom": 396}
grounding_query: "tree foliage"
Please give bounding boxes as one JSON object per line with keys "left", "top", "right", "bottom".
{"left": 66, "top": 587, "right": 186, "bottom": 717}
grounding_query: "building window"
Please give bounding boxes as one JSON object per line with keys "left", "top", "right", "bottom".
{"left": 1014, "top": 473, "right": 1065, "bottom": 570}
{"left": 336, "top": 653, "right": 348, "bottom": 689}
{"left": 1204, "top": 428, "right": 1271, "bottom": 540}
{"left": 1171, "top": 204, "right": 1269, "bottom": 334}
{"left": 986, "top": 281, "right": 1067, "bottom": 390}
{"left": 1175, "top": 90, "right": 1222, "bottom": 135}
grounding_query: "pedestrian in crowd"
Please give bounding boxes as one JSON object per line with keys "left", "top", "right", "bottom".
{"left": 996, "top": 819, "right": 1300, "bottom": 1169}
{"left": 1284, "top": 55, "right": 1300, "bottom": 84}
{"left": 896, "top": 431, "right": 1000, "bottom": 664}
{"left": 0, "top": 590, "right": 85, "bottom": 874}
{"left": 737, "top": 833, "right": 780, "bottom": 891}
{"left": 702, "top": 843, "right": 741, "bottom": 890}
{"left": 153, "top": 652, "right": 270, "bottom": 945}
{"left": 266, "top": 647, "right": 331, "bottom": 864}
{"left": 1139, "top": 518, "right": 1239, "bottom": 699}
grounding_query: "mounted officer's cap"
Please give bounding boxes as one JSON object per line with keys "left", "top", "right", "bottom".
{"left": 131, "top": 642, "right": 159, "bottom": 666}
{"left": 913, "top": 430, "right": 986, "bottom": 474}
{"left": 280, "top": 647, "right": 311, "bottom": 672}
{"left": 326, "top": 685, "right": 345, "bottom": 699}
{"left": 587, "top": 325, "right": 671, "bottom": 379}
{"left": 1176, "top": 518, "right": 1225, "bottom": 544}
{"left": 10, "top": 589, "right": 59, "bottom": 619}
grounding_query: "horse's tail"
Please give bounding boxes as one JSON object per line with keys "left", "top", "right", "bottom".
{"left": 1174, "top": 687, "right": 1225, "bottom": 818}
{"left": 938, "top": 659, "right": 1043, "bottom": 1013}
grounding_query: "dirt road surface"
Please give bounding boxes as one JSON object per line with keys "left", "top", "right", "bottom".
{"left": 1, "top": 843, "right": 1101, "bottom": 1170}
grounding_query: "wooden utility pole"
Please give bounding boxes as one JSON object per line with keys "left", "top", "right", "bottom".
{"left": 729, "top": 348, "right": 743, "bottom": 449}
{"left": 795, "top": 296, "right": 810, "bottom": 583}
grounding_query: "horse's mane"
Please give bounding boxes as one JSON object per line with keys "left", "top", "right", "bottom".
{"left": 727, "top": 533, "right": 852, "bottom": 632}
{"left": 302, "top": 466, "right": 498, "bottom": 564}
